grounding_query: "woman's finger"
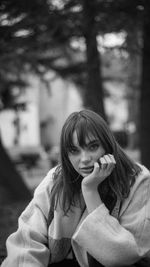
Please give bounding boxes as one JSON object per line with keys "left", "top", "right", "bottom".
{"left": 99, "top": 157, "right": 108, "bottom": 169}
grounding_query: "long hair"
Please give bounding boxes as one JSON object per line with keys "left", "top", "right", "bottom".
{"left": 50, "top": 109, "right": 141, "bottom": 214}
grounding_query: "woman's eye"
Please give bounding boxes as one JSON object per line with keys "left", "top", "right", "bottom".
{"left": 89, "top": 144, "right": 99, "bottom": 151}
{"left": 69, "top": 147, "right": 79, "bottom": 154}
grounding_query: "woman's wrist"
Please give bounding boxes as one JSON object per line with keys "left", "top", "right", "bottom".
{"left": 81, "top": 182, "right": 97, "bottom": 192}
{"left": 81, "top": 177, "right": 100, "bottom": 191}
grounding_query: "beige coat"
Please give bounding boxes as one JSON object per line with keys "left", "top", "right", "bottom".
{"left": 1, "top": 164, "right": 150, "bottom": 267}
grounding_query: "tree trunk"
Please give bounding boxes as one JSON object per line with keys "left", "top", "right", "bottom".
{"left": 0, "top": 139, "right": 32, "bottom": 203}
{"left": 82, "top": 0, "right": 106, "bottom": 119}
{"left": 140, "top": 3, "right": 150, "bottom": 168}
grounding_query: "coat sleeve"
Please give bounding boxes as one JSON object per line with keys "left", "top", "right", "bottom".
{"left": 1, "top": 167, "right": 56, "bottom": 267}
{"left": 72, "top": 169, "right": 150, "bottom": 267}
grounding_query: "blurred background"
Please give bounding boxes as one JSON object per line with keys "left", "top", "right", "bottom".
{"left": 0, "top": 0, "right": 150, "bottom": 263}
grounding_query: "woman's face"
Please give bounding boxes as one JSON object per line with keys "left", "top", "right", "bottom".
{"left": 68, "top": 131, "right": 106, "bottom": 177}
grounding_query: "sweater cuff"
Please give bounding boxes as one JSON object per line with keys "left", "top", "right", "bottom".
{"left": 73, "top": 203, "right": 109, "bottom": 242}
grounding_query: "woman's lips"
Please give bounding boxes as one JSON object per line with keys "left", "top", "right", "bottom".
{"left": 80, "top": 166, "right": 94, "bottom": 173}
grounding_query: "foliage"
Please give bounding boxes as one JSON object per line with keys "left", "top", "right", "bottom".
{"left": 0, "top": 0, "right": 145, "bottom": 109}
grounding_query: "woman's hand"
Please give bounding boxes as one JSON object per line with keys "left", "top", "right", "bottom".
{"left": 81, "top": 154, "right": 116, "bottom": 190}
{"left": 81, "top": 154, "right": 116, "bottom": 213}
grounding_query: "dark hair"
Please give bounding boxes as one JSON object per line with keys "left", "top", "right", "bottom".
{"left": 50, "top": 109, "right": 141, "bottom": 214}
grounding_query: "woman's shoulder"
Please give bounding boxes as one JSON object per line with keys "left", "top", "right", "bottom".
{"left": 120, "top": 163, "right": 150, "bottom": 217}
{"left": 131, "top": 163, "right": 150, "bottom": 194}
{"left": 136, "top": 163, "right": 150, "bottom": 181}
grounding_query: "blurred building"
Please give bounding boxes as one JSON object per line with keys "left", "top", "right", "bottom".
{"left": 0, "top": 72, "right": 83, "bottom": 149}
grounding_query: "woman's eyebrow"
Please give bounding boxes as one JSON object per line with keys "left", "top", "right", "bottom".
{"left": 86, "top": 139, "right": 99, "bottom": 146}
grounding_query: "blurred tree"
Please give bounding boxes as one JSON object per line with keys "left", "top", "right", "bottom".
{"left": 0, "top": 0, "right": 143, "bottom": 114}
{"left": 82, "top": 0, "right": 105, "bottom": 115}
{"left": 140, "top": 0, "right": 150, "bottom": 168}
{"left": 0, "top": 137, "right": 32, "bottom": 203}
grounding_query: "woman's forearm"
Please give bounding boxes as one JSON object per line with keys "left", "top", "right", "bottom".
{"left": 82, "top": 185, "right": 103, "bottom": 213}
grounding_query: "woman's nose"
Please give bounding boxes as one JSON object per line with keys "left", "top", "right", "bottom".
{"left": 80, "top": 151, "right": 91, "bottom": 162}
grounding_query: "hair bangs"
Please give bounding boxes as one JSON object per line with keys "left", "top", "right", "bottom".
{"left": 75, "top": 117, "right": 99, "bottom": 147}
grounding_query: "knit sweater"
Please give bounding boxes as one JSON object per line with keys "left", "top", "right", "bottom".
{"left": 1, "top": 164, "right": 150, "bottom": 267}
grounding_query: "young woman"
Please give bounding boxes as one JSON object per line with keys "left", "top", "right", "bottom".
{"left": 1, "top": 109, "right": 150, "bottom": 267}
